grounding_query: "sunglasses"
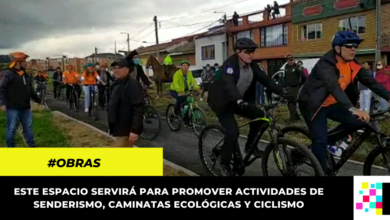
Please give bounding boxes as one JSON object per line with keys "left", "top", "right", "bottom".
{"left": 342, "top": 43, "right": 359, "bottom": 49}
{"left": 242, "top": 50, "right": 255, "bottom": 55}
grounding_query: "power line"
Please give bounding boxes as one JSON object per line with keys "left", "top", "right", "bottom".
{"left": 181, "top": 21, "right": 219, "bottom": 37}
{"left": 160, "top": 20, "right": 218, "bottom": 29}
{"left": 131, "top": 22, "right": 154, "bottom": 40}
{"left": 159, "top": 0, "right": 250, "bottom": 22}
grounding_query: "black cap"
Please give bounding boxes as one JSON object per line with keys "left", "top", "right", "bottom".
{"left": 206, "top": 64, "right": 210, "bottom": 67}
{"left": 214, "top": 63, "right": 219, "bottom": 66}
{"left": 111, "top": 59, "right": 131, "bottom": 68}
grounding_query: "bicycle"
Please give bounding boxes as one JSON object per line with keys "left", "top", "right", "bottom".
{"left": 285, "top": 109, "right": 390, "bottom": 176}
{"left": 166, "top": 90, "right": 207, "bottom": 137}
{"left": 66, "top": 84, "right": 80, "bottom": 112}
{"left": 198, "top": 98, "right": 324, "bottom": 177}
{"left": 58, "top": 84, "right": 67, "bottom": 101}
{"left": 141, "top": 90, "right": 161, "bottom": 140}
{"left": 143, "top": 86, "right": 154, "bottom": 106}
{"left": 86, "top": 85, "right": 99, "bottom": 121}
{"left": 35, "top": 81, "right": 47, "bottom": 106}
{"left": 99, "top": 85, "right": 109, "bottom": 110}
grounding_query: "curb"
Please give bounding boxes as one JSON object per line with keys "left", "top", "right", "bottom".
{"left": 51, "top": 111, "right": 199, "bottom": 176}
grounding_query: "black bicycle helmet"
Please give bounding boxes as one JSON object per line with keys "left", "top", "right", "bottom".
{"left": 234, "top": 37, "right": 258, "bottom": 50}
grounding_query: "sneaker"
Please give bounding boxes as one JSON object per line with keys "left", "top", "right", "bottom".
{"left": 200, "top": 98, "right": 204, "bottom": 101}
{"left": 85, "top": 108, "right": 88, "bottom": 113}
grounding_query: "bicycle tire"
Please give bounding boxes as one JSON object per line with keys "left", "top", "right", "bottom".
{"left": 261, "top": 137, "right": 325, "bottom": 176}
{"left": 141, "top": 105, "right": 161, "bottom": 140}
{"left": 198, "top": 124, "right": 225, "bottom": 176}
{"left": 166, "top": 104, "right": 181, "bottom": 131}
{"left": 93, "top": 92, "right": 99, "bottom": 120}
{"left": 73, "top": 91, "right": 79, "bottom": 112}
{"left": 363, "top": 146, "right": 390, "bottom": 175}
{"left": 191, "top": 107, "right": 207, "bottom": 138}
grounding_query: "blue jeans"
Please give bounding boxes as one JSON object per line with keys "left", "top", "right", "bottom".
{"left": 83, "top": 85, "right": 98, "bottom": 110}
{"left": 256, "top": 83, "right": 265, "bottom": 104}
{"left": 170, "top": 90, "right": 187, "bottom": 114}
{"left": 379, "top": 97, "right": 389, "bottom": 111}
{"left": 300, "top": 104, "right": 366, "bottom": 173}
{"left": 6, "top": 109, "right": 35, "bottom": 147}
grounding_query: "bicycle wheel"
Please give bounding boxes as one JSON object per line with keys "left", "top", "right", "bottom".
{"left": 198, "top": 124, "right": 225, "bottom": 176}
{"left": 262, "top": 137, "right": 325, "bottom": 176}
{"left": 166, "top": 104, "right": 181, "bottom": 131}
{"left": 93, "top": 92, "right": 99, "bottom": 120}
{"left": 72, "top": 91, "right": 79, "bottom": 112}
{"left": 363, "top": 146, "right": 390, "bottom": 175}
{"left": 190, "top": 107, "right": 206, "bottom": 138}
{"left": 141, "top": 105, "right": 161, "bottom": 140}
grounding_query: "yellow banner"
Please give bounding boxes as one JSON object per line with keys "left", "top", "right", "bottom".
{"left": 0, "top": 148, "right": 163, "bottom": 176}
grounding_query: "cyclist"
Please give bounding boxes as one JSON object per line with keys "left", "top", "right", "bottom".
{"left": 97, "top": 62, "right": 114, "bottom": 109}
{"left": 81, "top": 63, "right": 105, "bottom": 113}
{"left": 170, "top": 59, "right": 201, "bottom": 125}
{"left": 207, "top": 37, "right": 286, "bottom": 176}
{"left": 298, "top": 31, "right": 390, "bottom": 174}
{"left": 62, "top": 65, "right": 81, "bottom": 106}
{"left": 34, "top": 70, "right": 48, "bottom": 82}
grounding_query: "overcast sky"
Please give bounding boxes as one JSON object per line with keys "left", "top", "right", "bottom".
{"left": 0, "top": 0, "right": 289, "bottom": 59}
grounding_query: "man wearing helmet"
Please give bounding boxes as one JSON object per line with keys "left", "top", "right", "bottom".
{"left": 298, "top": 31, "right": 390, "bottom": 174}
{"left": 207, "top": 38, "right": 286, "bottom": 176}
{"left": 0, "top": 52, "right": 41, "bottom": 147}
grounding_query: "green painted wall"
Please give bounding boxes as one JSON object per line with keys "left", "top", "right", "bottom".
{"left": 292, "top": 0, "right": 375, "bottom": 23}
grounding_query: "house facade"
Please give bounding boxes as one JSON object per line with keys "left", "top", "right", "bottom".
{"left": 194, "top": 26, "right": 226, "bottom": 68}
{"left": 226, "top": 1, "right": 293, "bottom": 75}
{"left": 291, "top": 0, "right": 390, "bottom": 64}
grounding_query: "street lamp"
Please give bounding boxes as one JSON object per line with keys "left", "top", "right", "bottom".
{"left": 214, "top": 11, "right": 228, "bottom": 60}
{"left": 121, "top": 32, "right": 130, "bottom": 52}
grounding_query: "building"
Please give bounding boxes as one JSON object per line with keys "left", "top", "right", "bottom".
{"left": 194, "top": 25, "right": 226, "bottom": 68}
{"left": 226, "top": 1, "right": 292, "bottom": 75}
{"left": 168, "top": 40, "right": 196, "bottom": 67}
{"left": 84, "top": 53, "right": 124, "bottom": 67}
{"left": 291, "top": 0, "right": 390, "bottom": 64}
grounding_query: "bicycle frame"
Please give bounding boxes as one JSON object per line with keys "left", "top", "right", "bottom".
{"left": 180, "top": 93, "right": 198, "bottom": 120}
{"left": 327, "top": 117, "right": 390, "bottom": 175}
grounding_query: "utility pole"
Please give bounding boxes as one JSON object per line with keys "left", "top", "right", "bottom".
{"left": 375, "top": 0, "right": 381, "bottom": 63}
{"left": 94, "top": 47, "right": 98, "bottom": 64}
{"left": 153, "top": 15, "right": 160, "bottom": 59}
{"left": 126, "top": 33, "right": 130, "bottom": 52}
{"left": 114, "top": 41, "right": 117, "bottom": 60}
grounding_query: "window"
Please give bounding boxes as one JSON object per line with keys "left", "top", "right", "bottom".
{"left": 236, "top": 30, "right": 254, "bottom": 40}
{"left": 260, "top": 23, "right": 288, "bottom": 47}
{"left": 300, "top": 23, "right": 322, "bottom": 40}
{"left": 338, "top": 16, "right": 366, "bottom": 34}
{"left": 201, "top": 45, "right": 215, "bottom": 60}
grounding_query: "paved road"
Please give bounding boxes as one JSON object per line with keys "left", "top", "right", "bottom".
{"left": 45, "top": 94, "right": 388, "bottom": 176}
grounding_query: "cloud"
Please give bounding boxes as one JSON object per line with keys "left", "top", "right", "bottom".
{"left": 0, "top": 0, "right": 288, "bottom": 58}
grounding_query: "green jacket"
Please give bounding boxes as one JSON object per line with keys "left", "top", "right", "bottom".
{"left": 213, "top": 68, "right": 222, "bottom": 82}
{"left": 170, "top": 69, "right": 199, "bottom": 93}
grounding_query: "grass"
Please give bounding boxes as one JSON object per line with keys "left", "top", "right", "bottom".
{"left": 147, "top": 88, "right": 390, "bottom": 163}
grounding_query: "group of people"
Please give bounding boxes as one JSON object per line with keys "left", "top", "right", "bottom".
{"left": 199, "top": 63, "right": 221, "bottom": 101}
{"left": 205, "top": 31, "right": 390, "bottom": 176}
{"left": 2, "top": 30, "right": 390, "bottom": 177}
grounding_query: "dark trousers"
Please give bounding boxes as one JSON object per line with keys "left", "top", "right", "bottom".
{"left": 286, "top": 86, "right": 300, "bottom": 120}
{"left": 202, "top": 83, "right": 209, "bottom": 98}
{"left": 65, "top": 84, "right": 81, "bottom": 102}
{"left": 300, "top": 104, "right": 366, "bottom": 173}
{"left": 53, "top": 82, "right": 61, "bottom": 98}
{"left": 6, "top": 109, "right": 35, "bottom": 147}
{"left": 217, "top": 104, "right": 264, "bottom": 165}
{"left": 98, "top": 85, "right": 109, "bottom": 108}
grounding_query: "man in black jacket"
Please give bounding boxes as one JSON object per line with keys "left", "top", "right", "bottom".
{"left": 97, "top": 63, "right": 114, "bottom": 109}
{"left": 52, "top": 67, "right": 62, "bottom": 99}
{"left": 298, "top": 31, "right": 390, "bottom": 174}
{"left": 108, "top": 53, "right": 144, "bottom": 147}
{"left": 0, "top": 52, "right": 41, "bottom": 147}
{"left": 208, "top": 38, "right": 286, "bottom": 176}
{"left": 132, "top": 54, "right": 152, "bottom": 87}
{"left": 283, "top": 54, "right": 306, "bottom": 121}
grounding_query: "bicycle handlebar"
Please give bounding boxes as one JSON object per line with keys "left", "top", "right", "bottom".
{"left": 369, "top": 108, "right": 390, "bottom": 118}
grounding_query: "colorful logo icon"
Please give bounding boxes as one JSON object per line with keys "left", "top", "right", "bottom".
{"left": 355, "top": 182, "right": 383, "bottom": 215}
